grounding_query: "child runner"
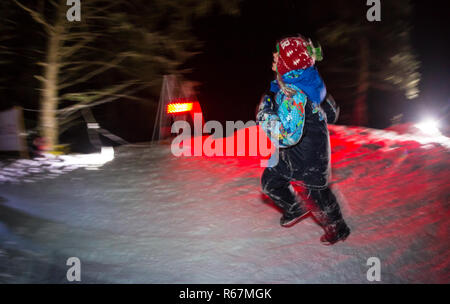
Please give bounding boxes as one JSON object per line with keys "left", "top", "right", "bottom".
{"left": 257, "top": 35, "right": 350, "bottom": 245}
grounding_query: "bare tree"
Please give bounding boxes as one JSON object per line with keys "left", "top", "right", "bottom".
{"left": 14, "top": 0, "right": 240, "bottom": 149}
{"left": 316, "top": 0, "right": 420, "bottom": 126}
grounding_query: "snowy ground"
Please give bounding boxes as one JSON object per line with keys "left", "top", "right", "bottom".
{"left": 0, "top": 125, "right": 449, "bottom": 283}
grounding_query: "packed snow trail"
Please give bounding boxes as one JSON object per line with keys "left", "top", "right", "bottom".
{"left": 0, "top": 125, "right": 448, "bottom": 283}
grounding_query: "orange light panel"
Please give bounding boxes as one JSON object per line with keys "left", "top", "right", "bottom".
{"left": 167, "top": 102, "right": 193, "bottom": 114}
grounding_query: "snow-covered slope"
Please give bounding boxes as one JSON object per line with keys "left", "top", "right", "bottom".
{"left": 0, "top": 125, "right": 448, "bottom": 283}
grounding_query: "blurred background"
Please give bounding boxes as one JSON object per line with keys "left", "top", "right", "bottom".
{"left": 0, "top": 1, "right": 449, "bottom": 284}
{"left": 1, "top": 0, "right": 448, "bottom": 153}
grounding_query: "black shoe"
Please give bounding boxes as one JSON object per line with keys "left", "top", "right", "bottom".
{"left": 280, "top": 210, "right": 310, "bottom": 227}
{"left": 320, "top": 224, "right": 350, "bottom": 245}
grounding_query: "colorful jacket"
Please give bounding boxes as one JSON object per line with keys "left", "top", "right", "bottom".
{"left": 256, "top": 67, "right": 327, "bottom": 148}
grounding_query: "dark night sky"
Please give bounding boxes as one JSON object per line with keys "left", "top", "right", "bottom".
{"left": 188, "top": 0, "right": 450, "bottom": 129}
{"left": 7, "top": 0, "right": 450, "bottom": 147}
{"left": 410, "top": 0, "right": 450, "bottom": 120}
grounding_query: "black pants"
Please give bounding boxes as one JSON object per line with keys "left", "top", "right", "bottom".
{"left": 261, "top": 167, "right": 346, "bottom": 228}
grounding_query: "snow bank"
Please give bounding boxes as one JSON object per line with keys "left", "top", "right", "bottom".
{"left": 0, "top": 125, "right": 448, "bottom": 283}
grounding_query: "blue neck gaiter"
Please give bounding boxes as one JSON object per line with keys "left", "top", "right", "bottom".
{"left": 270, "top": 67, "right": 327, "bottom": 107}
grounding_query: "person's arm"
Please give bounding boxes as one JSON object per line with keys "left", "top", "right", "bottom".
{"left": 256, "top": 93, "right": 282, "bottom": 146}
{"left": 320, "top": 94, "right": 339, "bottom": 124}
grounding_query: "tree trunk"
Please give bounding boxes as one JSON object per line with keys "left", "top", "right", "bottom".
{"left": 39, "top": 5, "right": 65, "bottom": 150}
{"left": 353, "top": 37, "right": 369, "bottom": 126}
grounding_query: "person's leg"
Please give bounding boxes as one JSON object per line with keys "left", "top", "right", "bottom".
{"left": 307, "top": 186, "right": 350, "bottom": 244}
{"left": 261, "top": 167, "right": 309, "bottom": 226}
